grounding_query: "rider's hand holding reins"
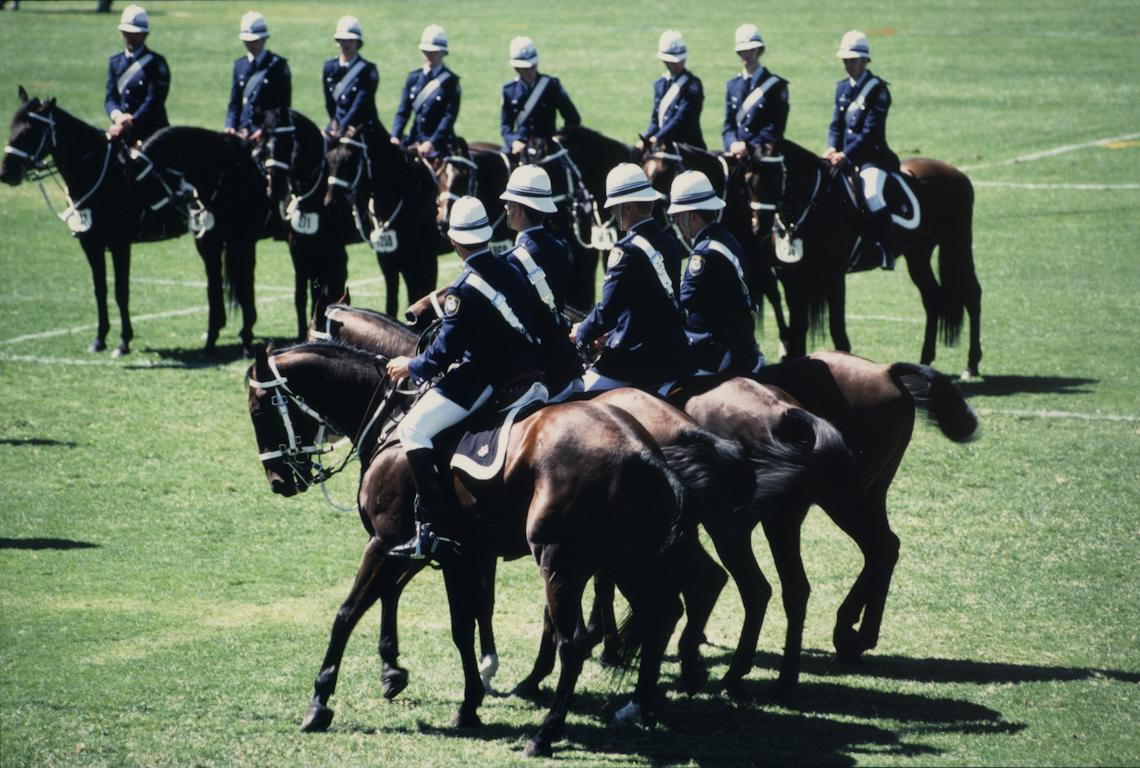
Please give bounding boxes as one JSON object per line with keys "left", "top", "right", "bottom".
{"left": 386, "top": 356, "right": 411, "bottom": 382}
{"left": 511, "top": 140, "right": 526, "bottom": 155}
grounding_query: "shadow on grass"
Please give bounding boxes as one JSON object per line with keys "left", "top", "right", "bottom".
{"left": 957, "top": 374, "right": 1097, "bottom": 397}
{"left": 739, "top": 648, "right": 1140, "bottom": 686}
{"left": 0, "top": 537, "right": 99, "bottom": 550}
{"left": 407, "top": 686, "right": 954, "bottom": 766}
{"left": 0, "top": 437, "right": 78, "bottom": 448}
{"left": 133, "top": 343, "right": 252, "bottom": 369}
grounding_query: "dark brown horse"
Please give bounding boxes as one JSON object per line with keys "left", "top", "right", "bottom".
{"left": 314, "top": 299, "right": 858, "bottom": 698}
{"left": 656, "top": 143, "right": 793, "bottom": 358}
{"left": 324, "top": 122, "right": 447, "bottom": 317}
{"left": 741, "top": 138, "right": 983, "bottom": 377}
{"left": 246, "top": 340, "right": 693, "bottom": 757}
{"left": 251, "top": 108, "right": 349, "bottom": 340}
{"left": 432, "top": 142, "right": 515, "bottom": 255}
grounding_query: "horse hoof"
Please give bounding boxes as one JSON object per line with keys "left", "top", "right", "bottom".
{"left": 300, "top": 702, "right": 334, "bottom": 732}
{"left": 612, "top": 700, "right": 643, "bottom": 726}
{"left": 767, "top": 679, "right": 795, "bottom": 703}
{"left": 111, "top": 343, "right": 129, "bottom": 358}
{"left": 598, "top": 645, "right": 623, "bottom": 669}
{"left": 524, "top": 738, "right": 552, "bottom": 758}
{"left": 479, "top": 652, "right": 499, "bottom": 694}
{"left": 833, "top": 625, "right": 862, "bottom": 658}
{"left": 89, "top": 339, "right": 107, "bottom": 353}
{"left": 511, "top": 679, "right": 542, "bottom": 701}
{"left": 381, "top": 666, "right": 409, "bottom": 700}
{"left": 451, "top": 708, "right": 482, "bottom": 729}
{"left": 679, "top": 657, "right": 708, "bottom": 695}
{"left": 241, "top": 344, "right": 255, "bottom": 360}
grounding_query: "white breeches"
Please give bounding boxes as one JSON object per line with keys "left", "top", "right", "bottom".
{"left": 397, "top": 385, "right": 493, "bottom": 451}
{"left": 549, "top": 378, "right": 584, "bottom": 403}
{"left": 583, "top": 368, "right": 674, "bottom": 396}
{"left": 859, "top": 165, "right": 888, "bottom": 212}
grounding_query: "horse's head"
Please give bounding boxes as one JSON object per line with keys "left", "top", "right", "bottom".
{"left": 641, "top": 141, "right": 681, "bottom": 200}
{"left": 323, "top": 136, "right": 366, "bottom": 208}
{"left": 2, "top": 86, "right": 57, "bottom": 186}
{"left": 246, "top": 343, "right": 343, "bottom": 497}
{"left": 741, "top": 145, "right": 787, "bottom": 237}
{"left": 435, "top": 155, "right": 477, "bottom": 235}
{"left": 252, "top": 107, "right": 295, "bottom": 203}
{"left": 523, "top": 135, "right": 551, "bottom": 165}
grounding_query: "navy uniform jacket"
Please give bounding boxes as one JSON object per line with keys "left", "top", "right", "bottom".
{"left": 391, "top": 64, "right": 461, "bottom": 151}
{"left": 408, "top": 249, "right": 541, "bottom": 408}
{"left": 645, "top": 70, "right": 705, "bottom": 148}
{"left": 506, "top": 226, "right": 582, "bottom": 394}
{"left": 104, "top": 46, "right": 170, "bottom": 142}
{"left": 722, "top": 67, "right": 788, "bottom": 151}
{"left": 576, "top": 218, "right": 695, "bottom": 385}
{"left": 225, "top": 51, "right": 291, "bottom": 132}
{"left": 827, "top": 70, "right": 899, "bottom": 170}
{"left": 680, "top": 221, "right": 761, "bottom": 372}
{"left": 322, "top": 56, "right": 380, "bottom": 134}
{"left": 500, "top": 75, "right": 581, "bottom": 150}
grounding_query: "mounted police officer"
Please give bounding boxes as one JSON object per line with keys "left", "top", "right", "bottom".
{"left": 825, "top": 30, "right": 900, "bottom": 271}
{"left": 668, "top": 171, "right": 764, "bottom": 375}
{"left": 500, "top": 165, "right": 584, "bottom": 402}
{"left": 104, "top": 4, "right": 170, "bottom": 144}
{"left": 572, "top": 164, "right": 695, "bottom": 394}
{"left": 322, "top": 15, "right": 379, "bottom": 140}
{"left": 638, "top": 29, "right": 705, "bottom": 151}
{"left": 390, "top": 24, "right": 462, "bottom": 161}
{"left": 386, "top": 197, "right": 547, "bottom": 561}
{"left": 224, "top": 11, "right": 291, "bottom": 139}
{"left": 500, "top": 36, "right": 581, "bottom": 156}
{"left": 722, "top": 24, "right": 788, "bottom": 160}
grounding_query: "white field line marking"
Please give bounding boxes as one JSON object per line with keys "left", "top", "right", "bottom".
{"left": 134, "top": 278, "right": 296, "bottom": 291}
{"left": 0, "top": 275, "right": 388, "bottom": 347}
{"left": 976, "top": 407, "right": 1140, "bottom": 424}
{"left": 974, "top": 181, "right": 1140, "bottom": 191}
{"left": 959, "top": 131, "right": 1140, "bottom": 172}
{"left": 846, "top": 313, "right": 924, "bottom": 324}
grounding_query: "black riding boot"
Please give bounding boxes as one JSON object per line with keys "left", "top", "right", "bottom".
{"left": 388, "top": 448, "right": 460, "bottom": 561}
{"left": 851, "top": 207, "right": 895, "bottom": 272}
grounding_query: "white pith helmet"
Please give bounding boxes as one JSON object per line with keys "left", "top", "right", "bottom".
{"left": 419, "top": 24, "right": 448, "bottom": 53}
{"left": 118, "top": 4, "right": 149, "bottom": 34}
{"left": 657, "top": 29, "right": 687, "bottom": 63}
{"left": 500, "top": 165, "right": 558, "bottom": 214}
{"left": 604, "top": 163, "right": 664, "bottom": 209}
{"left": 509, "top": 36, "right": 538, "bottom": 68}
{"left": 666, "top": 171, "right": 725, "bottom": 214}
{"left": 448, "top": 196, "right": 494, "bottom": 245}
{"left": 734, "top": 23, "right": 764, "bottom": 52}
{"left": 333, "top": 15, "right": 364, "bottom": 43}
{"left": 239, "top": 11, "right": 269, "bottom": 42}
{"left": 837, "top": 30, "right": 871, "bottom": 60}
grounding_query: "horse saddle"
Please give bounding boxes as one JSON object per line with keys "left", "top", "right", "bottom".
{"left": 431, "top": 397, "right": 547, "bottom": 486}
{"left": 842, "top": 171, "right": 921, "bottom": 230}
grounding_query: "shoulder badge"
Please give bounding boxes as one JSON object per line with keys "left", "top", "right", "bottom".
{"left": 688, "top": 254, "right": 705, "bottom": 275}
{"left": 687, "top": 80, "right": 701, "bottom": 95}
{"left": 875, "top": 88, "right": 890, "bottom": 107}
{"left": 443, "top": 294, "right": 461, "bottom": 317}
{"left": 607, "top": 247, "right": 625, "bottom": 271}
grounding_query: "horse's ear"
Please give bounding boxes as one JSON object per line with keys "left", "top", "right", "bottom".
{"left": 254, "top": 343, "right": 271, "bottom": 378}
{"left": 17, "top": 85, "right": 28, "bottom": 104}
{"left": 341, "top": 287, "right": 351, "bottom": 306}
{"left": 43, "top": 97, "right": 56, "bottom": 111}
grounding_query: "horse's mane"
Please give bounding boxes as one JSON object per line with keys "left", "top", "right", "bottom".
{"left": 12, "top": 96, "right": 102, "bottom": 142}
{"left": 327, "top": 303, "right": 419, "bottom": 343}
{"left": 558, "top": 124, "right": 634, "bottom": 158}
{"left": 775, "top": 138, "right": 825, "bottom": 169}
{"left": 276, "top": 338, "right": 388, "bottom": 364}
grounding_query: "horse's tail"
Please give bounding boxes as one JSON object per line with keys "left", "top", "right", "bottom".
{"left": 935, "top": 171, "right": 977, "bottom": 347}
{"left": 889, "top": 362, "right": 979, "bottom": 442}
{"left": 221, "top": 239, "right": 255, "bottom": 309}
{"left": 660, "top": 430, "right": 755, "bottom": 536}
{"left": 760, "top": 407, "right": 853, "bottom": 507}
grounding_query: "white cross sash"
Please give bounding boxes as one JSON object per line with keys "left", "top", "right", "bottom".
{"left": 412, "top": 70, "right": 452, "bottom": 113}
{"left": 628, "top": 234, "right": 675, "bottom": 300}
{"left": 117, "top": 52, "right": 155, "bottom": 95}
{"left": 736, "top": 74, "right": 781, "bottom": 126}
{"left": 657, "top": 73, "right": 690, "bottom": 128}
{"left": 332, "top": 60, "right": 368, "bottom": 102}
{"left": 514, "top": 75, "right": 551, "bottom": 130}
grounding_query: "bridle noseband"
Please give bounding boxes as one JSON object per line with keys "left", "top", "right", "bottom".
{"left": 3, "top": 111, "right": 57, "bottom": 174}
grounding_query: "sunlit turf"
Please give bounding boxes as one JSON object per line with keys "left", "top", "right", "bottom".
{"left": 1, "top": 1, "right": 1139, "bottom": 766}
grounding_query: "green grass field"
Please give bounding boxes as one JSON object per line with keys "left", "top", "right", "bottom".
{"left": 2, "top": 1, "right": 1139, "bottom": 765}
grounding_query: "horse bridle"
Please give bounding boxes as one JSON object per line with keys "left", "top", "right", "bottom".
{"left": 753, "top": 153, "right": 823, "bottom": 239}
{"left": 437, "top": 154, "right": 479, "bottom": 224}
{"left": 3, "top": 110, "right": 57, "bottom": 175}
{"left": 327, "top": 136, "right": 408, "bottom": 244}
{"left": 261, "top": 122, "right": 325, "bottom": 216}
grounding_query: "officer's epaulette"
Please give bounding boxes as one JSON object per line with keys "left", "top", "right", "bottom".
{"left": 606, "top": 246, "right": 625, "bottom": 270}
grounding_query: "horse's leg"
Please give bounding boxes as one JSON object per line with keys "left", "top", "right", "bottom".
{"left": 512, "top": 606, "right": 557, "bottom": 700}
{"left": 474, "top": 555, "right": 499, "bottom": 692}
{"left": 904, "top": 243, "right": 940, "bottom": 366}
{"left": 827, "top": 274, "right": 852, "bottom": 353}
{"left": 619, "top": 556, "right": 684, "bottom": 727}
{"left": 377, "top": 252, "right": 400, "bottom": 317}
{"left": 289, "top": 235, "right": 309, "bottom": 340}
{"left": 708, "top": 522, "right": 773, "bottom": 696}
{"left": 302, "top": 536, "right": 393, "bottom": 732}
{"left": 676, "top": 535, "right": 728, "bottom": 695}
{"left": 585, "top": 573, "right": 621, "bottom": 666}
{"left": 849, "top": 476, "right": 902, "bottom": 656}
{"left": 79, "top": 238, "right": 110, "bottom": 352}
{"left": 762, "top": 269, "right": 792, "bottom": 359}
{"left": 780, "top": 273, "right": 809, "bottom": 360}
{"left": 442, "top": 560, "right": 486, "bottom": 728}
{"left": 196, "top": 235, "right": 226, "bottom": 352}
{"left": 227, "top": 238, "right": 258, "bottom": 357}
{"left": 108, "top": 242, "right": 133, "bottom": 356}
{"left": 761, "top": 517, "right": 810, "bottom": 698}
{"left": 524, "top": 544, "right": 591, "bottom": 758}
{"left": 377, "top": 555, "right": 423, "bottom": 700}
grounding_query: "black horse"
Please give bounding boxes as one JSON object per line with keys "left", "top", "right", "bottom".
{"left": 324, "top": 122, "right": 446, "bottom": 317}
{"left": 744, "top": 138, "right": 983, "bottom": 377}
{"left": 252, "top": 108, "right": 349, "bottom": 340}
{"left": 1, "top": 87, "right": 198, "bottom": 355}
{"left": 128, "top": 126, "right": 274, "bottom": 356}
{"left": 434, "top": 142, "right": 515, "bottom": 255}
